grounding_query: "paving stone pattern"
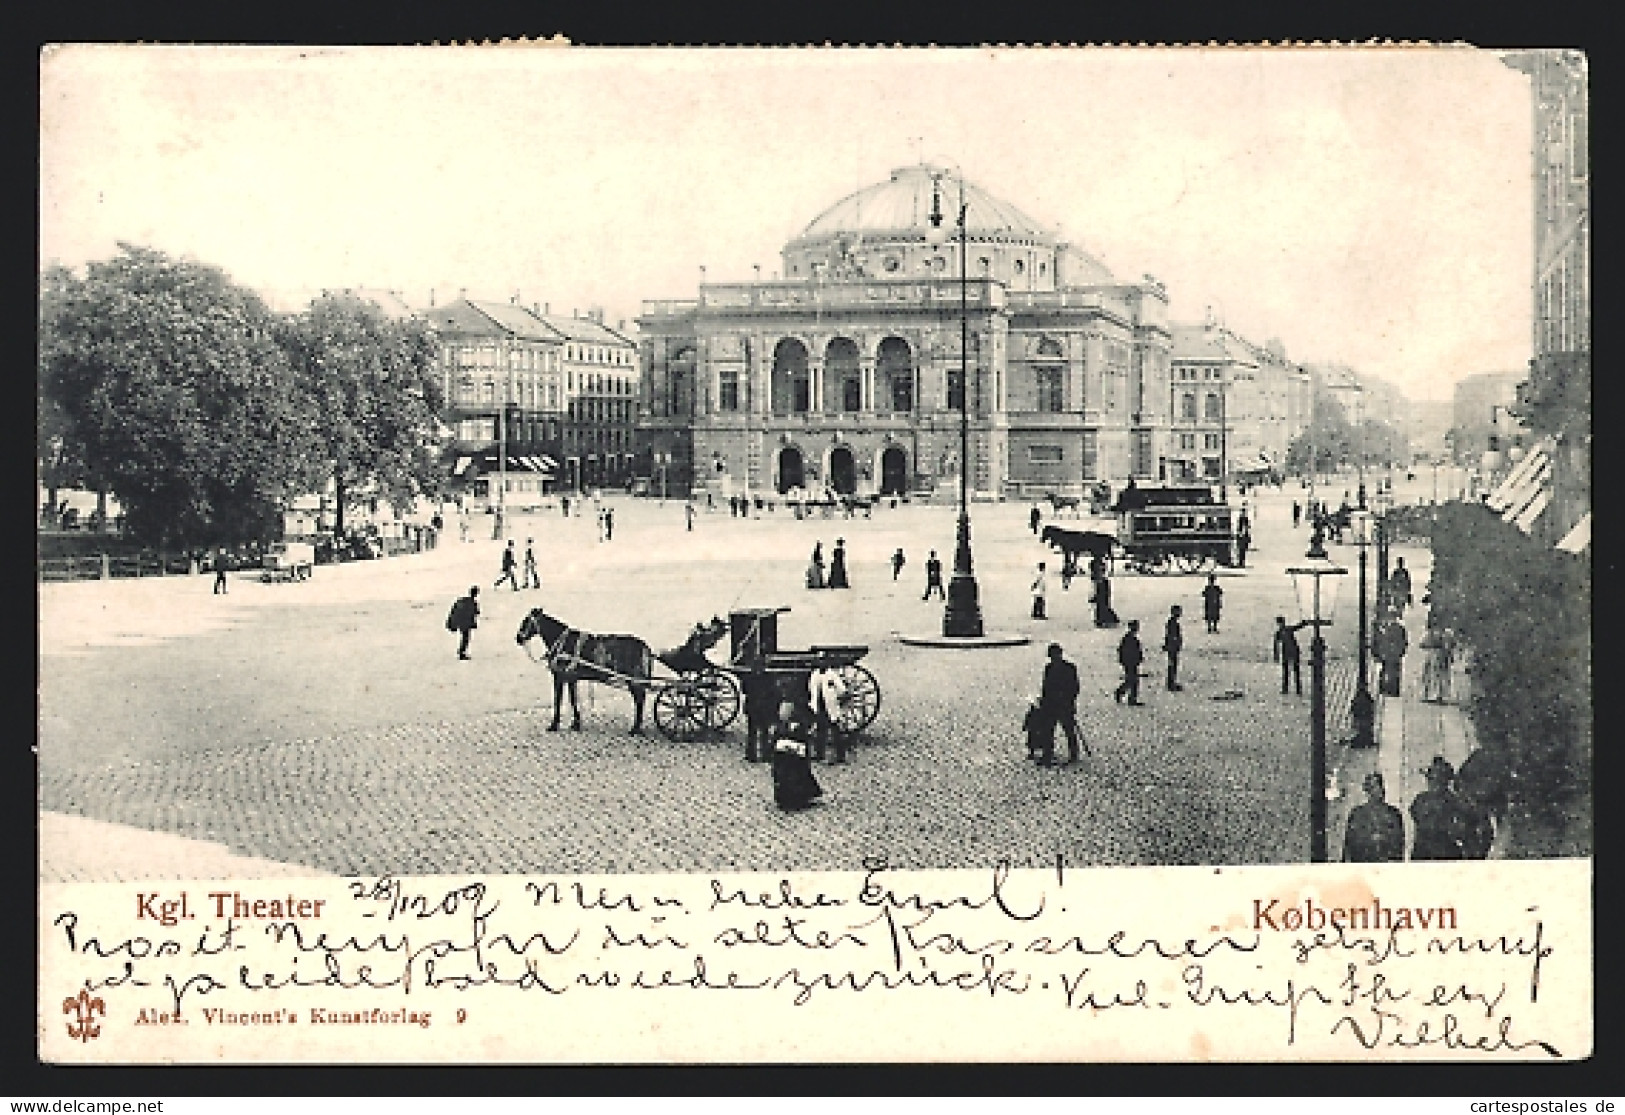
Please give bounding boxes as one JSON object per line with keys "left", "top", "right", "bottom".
{"left": 40, "top": 490, "right": 1371, "bottom": 875}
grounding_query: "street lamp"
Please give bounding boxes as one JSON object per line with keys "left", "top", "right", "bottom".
{"left": 927, "top": 168, "right": 984, "bottom": 638}
{"left": 1345, "top": 509, "right": 1376, "bottom": 749}
{"left": 1372, "top": 487, "right": 1394, "bottom": 615}
{"left": 494, "top": 348, "right": 514, "bottom": 540}
{"left": 1288, "top": 557, "right": 1349, "bottom": 862}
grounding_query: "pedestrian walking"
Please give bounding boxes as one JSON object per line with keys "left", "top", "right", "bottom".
{"left": 806, "top": 541, "right": 826, "bottom": 590}
{"left": 459, "top": 513, "right": 471, "bottom": 543}
{"left": 561, "top": 494, "right": 571, "bottom": 518}
{"left": 1389, "top": 557, "right": 1413, "bottom": 615}
{"left": 1272, "top": 616, "right": 1306, "bottom": 696}
{"left": 1419, "top": 625, "right": 1454, "bottom": 703}
{"left": 1235, "top": 511, "right": 1252, "bottom": 567}
{"left": 1342, "top": 772, "right": 1406, "bottom": 862}
{"left": 1089, "top": 572, "right": 1119, "bottom": 628}
{"left": 1059, "top": 553, "right": 1077, "bottom": 592}
{"left": 808, "top": 663, "right": 851, "bottom": 763}
{"left": 1030, "top": 562, "right": 1048, "bottom": 619}
{"left": 1409, "top": 756, "right": 1467, "bottom": 861}
{"left": 890, "top": 548, "right": 906, "bottom": 581}
{"left": 1114, "top": 620, "right": 1144, "bottom": 705}
{"left": 604, "top": 507, "right": 614, "bottom": 541}
{"left": 1039, "top": 642, "right": 1088, "bottom": 763}
{"left": 827, "top": 539, "right": 850, "bottom": 589}
{"left": 770, "top": 701, "right": 824, "bottom": 812}
{"left": 213, "top": 548, "right": 230, "bottom": 594}
{"left": 741, "top": 660, "right": 778, "bottom": 763}
{"left": 430, "top": 511, "right": 444, "bottom": 548}
{"left": 1163, "top": 605, "right": 1184, "bottom": 691}
{"left": 495, "top": 540, "right": 520, "bottom": 591}
{"left": 1376, "top": 615, "right": 1409, "bottom": 696}
{"left": 446, "top": 585, "right": 481, "bottom": 660}
{"left": 922, "top": 550, "right": 944, "bottom": 600}
{"left": 1029, "top": 505, "right": 1042, "bottom": 535}
{"left": 1292, "top": 501, "right": 1302, "bottom": 529}
{"left": 522, "top": 539, "right": 541, "bottom": 589}
{"left": 685, "top": 500, "right": 695, "bottom": 532}
{"left": 1201, "top": 573, "right": 1223, "bottom": 633}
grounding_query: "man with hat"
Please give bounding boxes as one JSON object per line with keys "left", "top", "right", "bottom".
{"left": 1342, "top": 772, "right": 1406, "bottom": 861}
{"left": 1409, "top": 756, "right": 1468, "bottom": 860}
{"left": 1038, "top": 642, "right": 1087, "bottom": 765}
{"left": 1114, "top": 620, "right": 1145, "bottom": 706}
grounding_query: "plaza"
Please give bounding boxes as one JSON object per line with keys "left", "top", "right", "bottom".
{"left": 35, "top": 485, "right": 1451, "bottom": 880}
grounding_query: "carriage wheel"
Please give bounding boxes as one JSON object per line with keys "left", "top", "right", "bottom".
{"left": 1175, "top": 551, "right": 1206, "bottom": 574}
{"left": 832, "top": 664, "right": 881, "bottom": 734}
{"left": 653, "top": 683, "right": 709, "bottom": 742}
{"left": 697, "top": 669, "right": 741, "bottom": 729}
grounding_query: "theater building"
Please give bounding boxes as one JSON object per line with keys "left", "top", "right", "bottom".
{"left": 637, "top": 164, "right": 1173, "bottom": 500}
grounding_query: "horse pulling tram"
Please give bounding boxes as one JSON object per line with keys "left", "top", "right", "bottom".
{"left": 1041, "top": 486, "right": 1242, "bottom": 576}
{"left": 515, "top": 605, "right": 880, "bottom": 742}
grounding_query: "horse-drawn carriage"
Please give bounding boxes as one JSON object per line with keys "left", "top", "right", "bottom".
{"left": 516, "top": 605, "right": 880, "bottom": 742}
{"left": 1042, "top": 486, "right": 1241, "bottom": 575}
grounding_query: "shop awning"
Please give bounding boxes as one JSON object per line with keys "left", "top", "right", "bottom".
{"left": 1556, "top": 512, "right": 1591, "bottom": 554}
{"left": 1511, "top": 488, "right": 1551, "bottom": 534}
{"left": 1496, "top": 455, "right": 1552, "bottom": 529}
{"left": 452, "top": 455, "right": 473, "bottom": 477}
{"left": 1486, "top": 441, "right": 1550, "bottom": 513}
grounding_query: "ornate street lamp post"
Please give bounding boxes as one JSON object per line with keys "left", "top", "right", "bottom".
{"left": 1346, "top": 509, "right": 1376, "bottom": 749}
{"left": 1288, "top": 558, "right": 1347, "bottom": 861}
{"left": 928, "top": 170, "right": 984, "bottom": 638}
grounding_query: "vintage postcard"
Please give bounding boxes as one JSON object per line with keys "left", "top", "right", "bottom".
{"left": 37, "top": 44, "right": 1591, "bottom": 1063}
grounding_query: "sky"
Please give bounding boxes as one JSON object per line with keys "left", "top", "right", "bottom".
{"left": 40, "top": 45, "right": 1537, "bottom": 401}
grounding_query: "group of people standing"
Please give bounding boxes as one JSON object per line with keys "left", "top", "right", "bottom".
{"left": 741, "top": 659, "right": 854, "bottom": 811}
{"left": 1342, "top": 755, "right": 1495, "bottom": 862}
{"left": 805, "top": 539, "right": 850, "bottom": 590}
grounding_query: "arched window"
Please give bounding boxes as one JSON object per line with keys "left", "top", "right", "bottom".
{"left": 771, "top": 338, "right": 810, "bottom": 414}
{"left": 1180, "top": 393, "right": 1197, "bottom": 420}
{"left": 1204, "top": 393, "right": 1223, "bottom": 421}
{"left": 825, "top": 337, "right": 862, "bottom": 413}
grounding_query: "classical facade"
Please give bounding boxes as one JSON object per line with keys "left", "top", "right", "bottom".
{"left": 637, "top": 165, "right": 1173, "bottom": 500}
{"left": 1168, "top": 322, "right": 1310, "bottom": 482}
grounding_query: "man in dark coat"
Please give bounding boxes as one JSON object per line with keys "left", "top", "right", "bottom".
{"left": 1029, "top": 505, "right": 1042, "bottom": 535}
{"left": 1039, "top": 642, "right": 1088, "bottom": 763}
{"left": 827, "top": 539, "right": 850, "bottom": 589}
{"left": 1343, "top": 772, "right": 1406, "bottom": 861}
{"left": 1114, "top": 620, "right": 1144, "bottom": 705}
{"left": 1163, "top": 605, "right": 1185, "bottom": 691}
{"left": 922, "top": 550, "right": 944, "bottom": 601}
{"left": 1389, "top": 557, "right": 1414, "bottom": 616}
{"left": 1235, "top": 512, "right": 1252, "bottom": 567}
{"left": 1201, "top": 573, "right": 1223, "bottom": 633}
{"left": 1090, "top": 573, "right": 1118, "bottom": 628}
{"left": 1273, "top": 616, "right": 1306, "bottom": 696}
{"left": 495, "top": 541, "right": 519, "bottom": 591}
{"left": 1376, "top": 617, "right": 1409, "bottom": 696}
{"left": 1410, "top": 756, "right": 1467, "bottom": 860}
{"left": 447, "top": 586, "right": 481, "bottom": 660}
{"left": 770, "top": 701, "right": 824, "bottom": 812}
{"left": 741, "top": 662, "right": 778, "bottom": 763}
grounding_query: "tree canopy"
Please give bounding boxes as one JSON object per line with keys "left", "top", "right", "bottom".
{"left": 39, "top": 246, "right": 323, "bottom": 549}
{"left": 1285, "top": 387, "right": 1410, "bottom": 474}
{"left": 277, "top": 293, "right": 445, "bottom": 534}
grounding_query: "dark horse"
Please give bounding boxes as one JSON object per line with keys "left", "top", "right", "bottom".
{"left": 1040, "top": 524, "right": 1117, "bottom": 565}
{"left": 516, "top": 609, "right": 727, "bottom": 733}
{"left": 1046, "top": 492, "right": 1082, "bottom": 517}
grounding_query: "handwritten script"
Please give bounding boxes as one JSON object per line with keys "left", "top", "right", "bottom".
{"left": 42, "top": 860, "right": 1582, "bottom": 1061}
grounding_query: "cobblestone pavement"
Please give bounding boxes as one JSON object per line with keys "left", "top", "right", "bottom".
{"left": 39, "top": 489, "right": 1369, "bottom": 876}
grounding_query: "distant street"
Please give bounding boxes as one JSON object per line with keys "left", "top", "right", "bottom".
{"left": 39, "top": 484, "right": 1399, "bottom": 875}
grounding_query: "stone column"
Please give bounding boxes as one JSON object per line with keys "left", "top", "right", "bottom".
{"left": 808, "top": 358, "right": 825, "bottom": 415}
{"left": 860, "top": 357, "right": 875, "bottom": 412}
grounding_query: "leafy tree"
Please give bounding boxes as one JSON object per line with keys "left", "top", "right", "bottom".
{"left": 39, "top": 246, "right": 323, "bottom": 549}
{"left": 278, "top": 293, "right": 445, "bottom": 535}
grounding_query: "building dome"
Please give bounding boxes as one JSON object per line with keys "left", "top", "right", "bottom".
{"left": 780, "top": 164, "right": 1109, "bottom": 291}
{"left": 791, "top": 164, "right": 1058, "bottom": 249}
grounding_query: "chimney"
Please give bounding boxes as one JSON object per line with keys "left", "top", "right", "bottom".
{"left": 533, "top": 303, "right": 540, "bottom": 316}
{"left": 429, "top": 289, "right": 435, "bottom": 307}
{"left": 544, "top": 302, "right": 550, "bottom": 315}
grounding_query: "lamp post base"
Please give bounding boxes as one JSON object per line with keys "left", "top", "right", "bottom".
{"left": 941, "top": 511, "right": 984, "bottom": 638}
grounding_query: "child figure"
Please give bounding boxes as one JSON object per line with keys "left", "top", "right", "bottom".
{"left": 1022, "top": 697, "right": 1055, "bottom": 764}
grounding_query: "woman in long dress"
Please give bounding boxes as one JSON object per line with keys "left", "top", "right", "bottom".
{"left": 770, "top": 702, "right": 824, "bottom": 811}
{"left": 1091, "top": 573, "right": 1119, "bottom": 627}
{"left": 827, "top": 539, "right": 849, "bottom": 589}
{"left": 1419, "top": 626, "right": 1454, "bottom": 703}
{"left": 805, "top": 541, "right": 825, "bottom": 589}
